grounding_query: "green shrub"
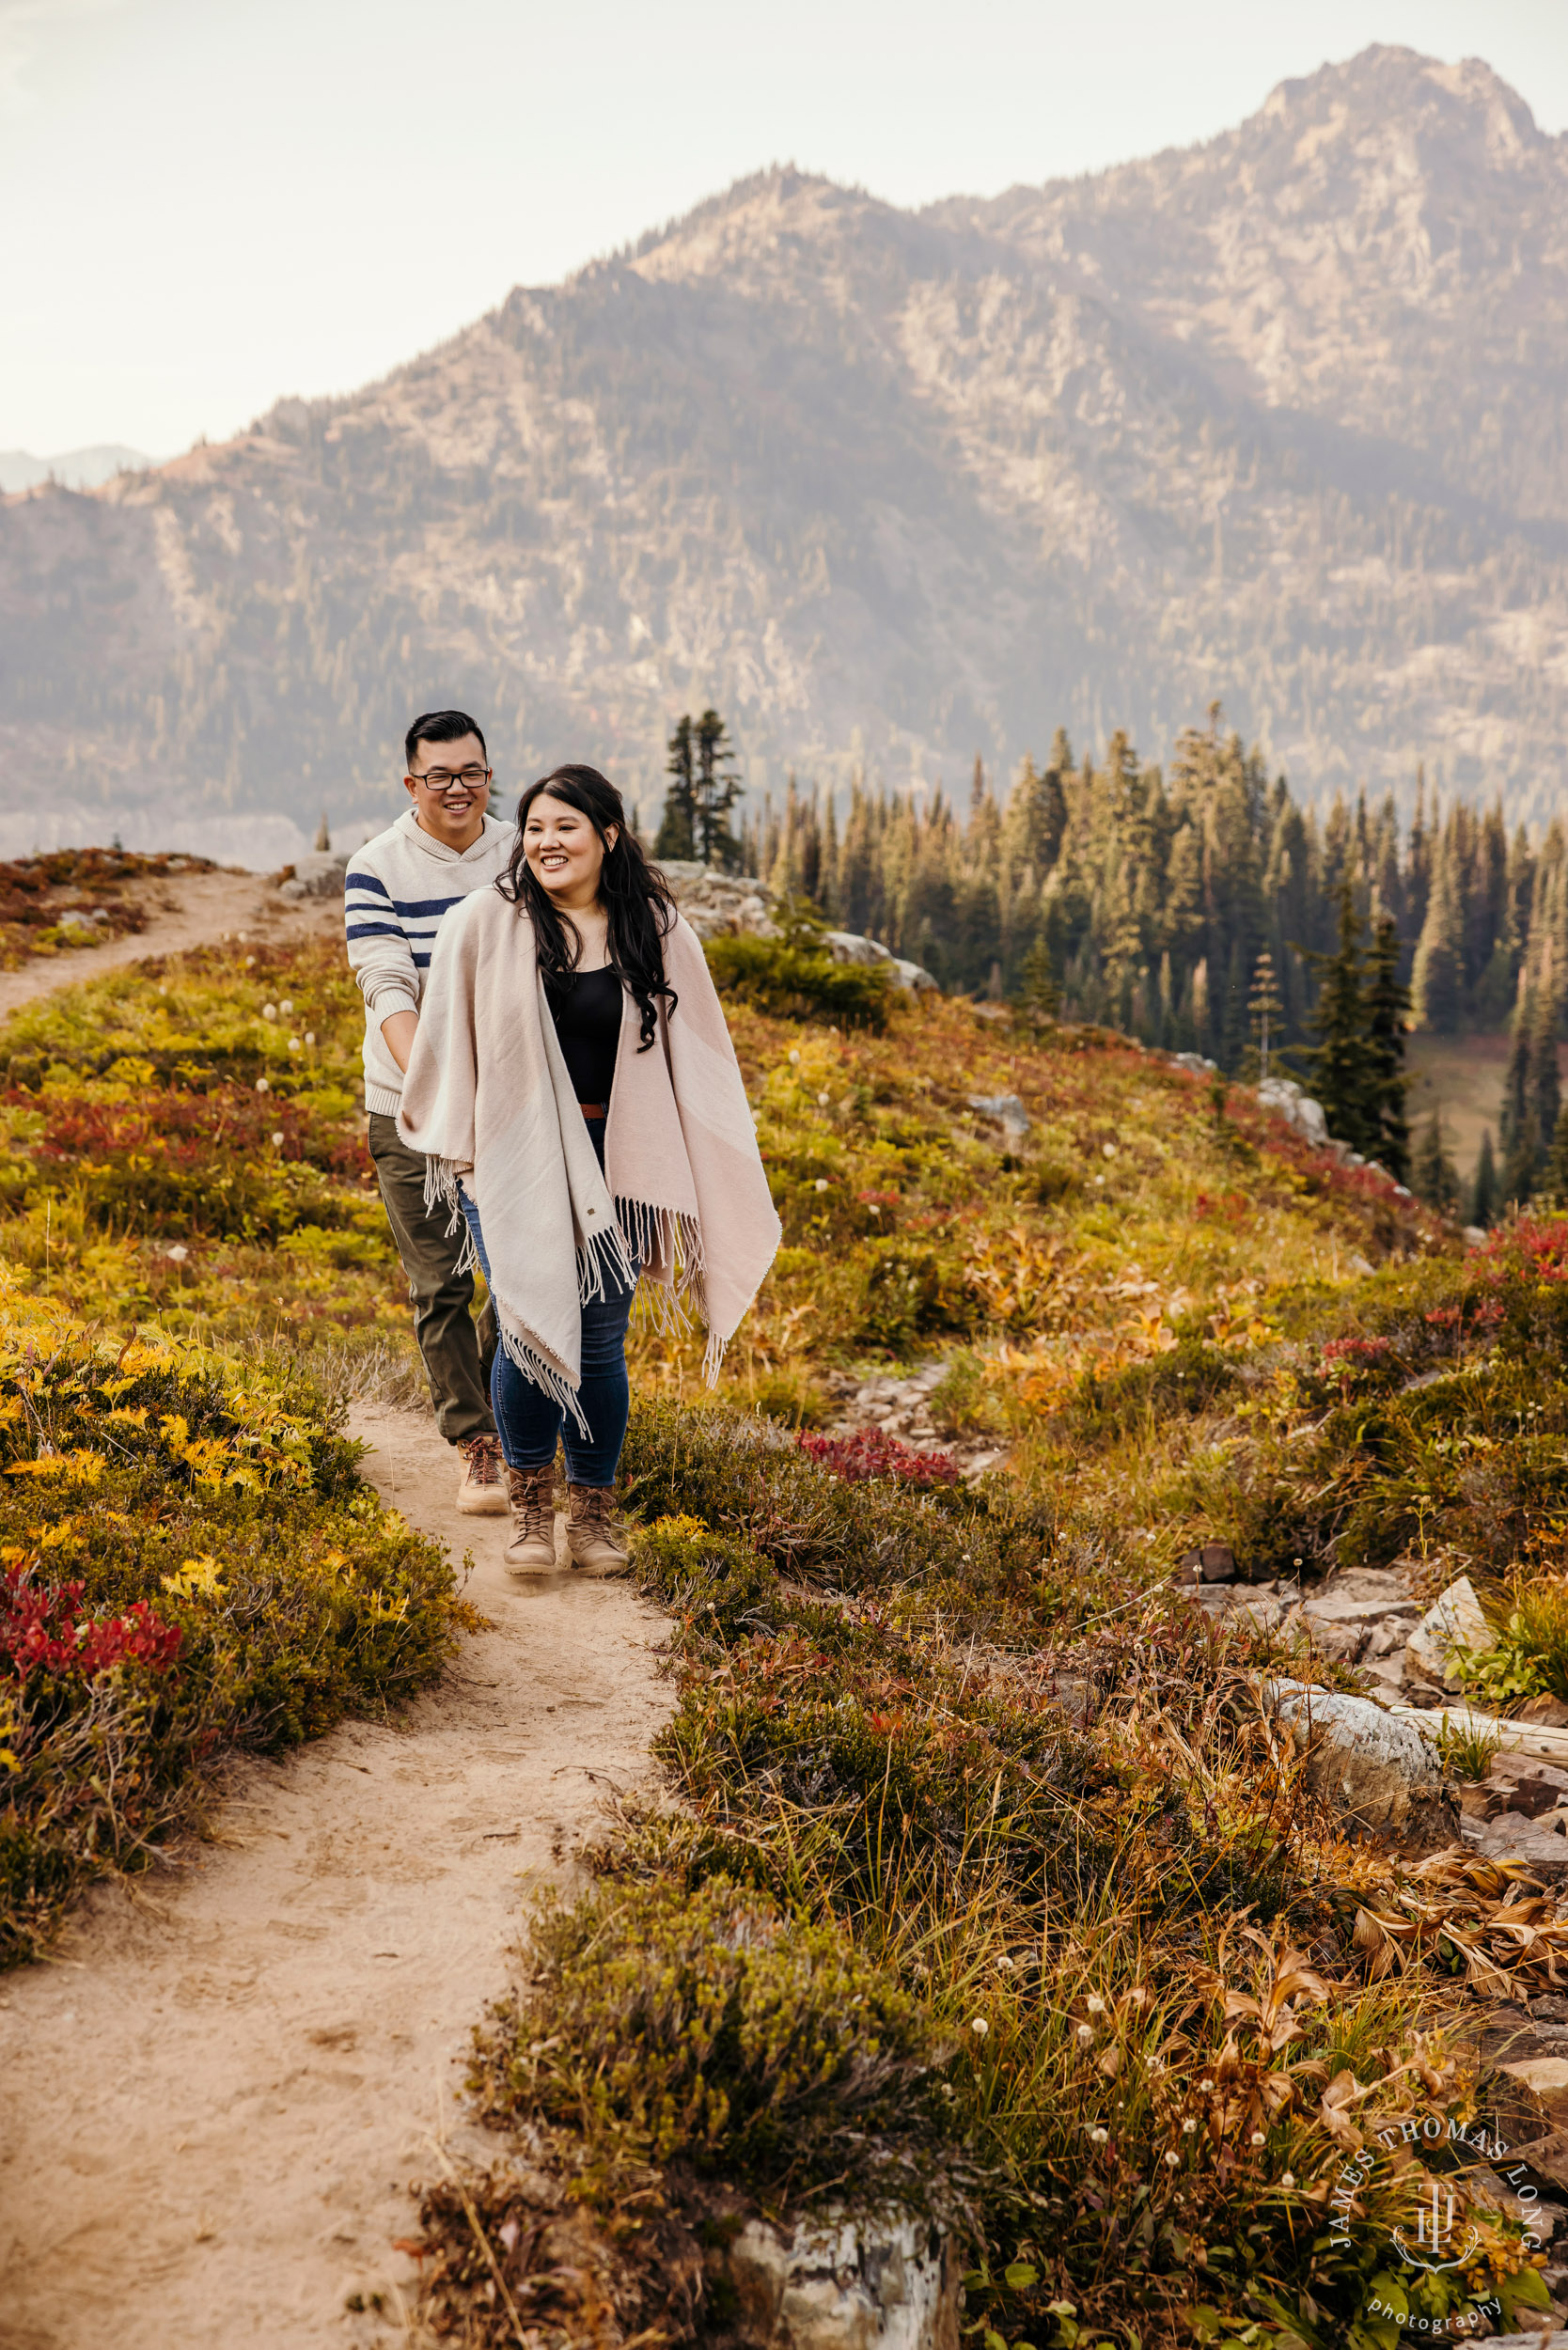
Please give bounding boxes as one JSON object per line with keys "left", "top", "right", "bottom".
{"left": 635, "top": 1514, "right": 778, "bottom": 1637}
{"left": 470, "top": 1874, "right": 961, "bottom": 2217}
{"left": 704, "top": 936, "right": 893, "bottom": 1030}
{"left": 857, "top": 1238, "right": 972, "bottom": 1353}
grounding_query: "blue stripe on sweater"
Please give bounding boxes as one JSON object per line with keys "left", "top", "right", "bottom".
{"left": 344, "top": 887, "right": 469, "bottom": 920}
{"left": 344, "top": 868, "right": 389, "bottom": 899}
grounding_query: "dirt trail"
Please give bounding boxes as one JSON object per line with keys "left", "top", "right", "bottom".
{"left": 0, "top": 1411, "right": 673, "bottom": 2348}
{"left": 0, "top": 867, "right": 339, "bottom": 1022}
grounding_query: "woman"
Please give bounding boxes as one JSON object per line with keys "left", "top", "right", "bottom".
{"left": 397, "top": 763, "right": 780, "bottom": 1576}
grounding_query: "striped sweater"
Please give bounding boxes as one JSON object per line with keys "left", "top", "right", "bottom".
{"left": 344, "top": 809, "right": 516, "bottom": 1115}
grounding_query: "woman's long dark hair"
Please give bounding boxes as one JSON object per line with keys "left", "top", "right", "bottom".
{"left": 497, "top": 765, "right": 678, "bottom": 1050}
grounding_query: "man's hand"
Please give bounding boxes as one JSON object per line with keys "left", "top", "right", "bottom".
{"left": 381, "top": 1009, "right": 418, "bottom": 1073}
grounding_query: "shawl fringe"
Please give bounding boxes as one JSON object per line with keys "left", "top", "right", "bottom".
{"left": 422, "top": 1154, "right": 468, "bottom": 1242}
{"left": 578, "top": 1219, "right": 638, "bottom": 1309}
{"left": 619, "top": 1196, "right": 728, "bottom": 1386}
{"left": 495, "top": 1322, "right": 593, "bottom": 1437}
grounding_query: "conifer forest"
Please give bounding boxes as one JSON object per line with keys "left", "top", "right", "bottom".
{"left": 724, "top": 710, "right": 1568, "bottom": 1206}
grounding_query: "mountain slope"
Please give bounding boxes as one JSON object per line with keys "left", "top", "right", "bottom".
{"left": 3, "top": 44, "right": 1566, "bottom": 834}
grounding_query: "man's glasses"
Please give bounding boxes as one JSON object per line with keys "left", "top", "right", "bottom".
{"left": 409, "top": 766, "right": 492, "bottom": 793}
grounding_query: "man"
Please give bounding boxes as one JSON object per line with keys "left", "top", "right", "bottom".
{"left": 345, "top": 710, "right": 515, "bottom": 1513}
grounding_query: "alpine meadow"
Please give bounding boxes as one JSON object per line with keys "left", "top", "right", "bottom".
{"left": 9, "top": 31, "right": 1568, "bottom": 2350}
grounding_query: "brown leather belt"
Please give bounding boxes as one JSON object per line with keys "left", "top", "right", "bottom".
{"left": 579, "top": 1102, "right": 607, "bottom": 1120}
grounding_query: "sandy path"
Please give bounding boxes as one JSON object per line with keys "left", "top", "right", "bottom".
{"left": 0, "top": 1407, "right": 673, "bottom": 2349}
{"left": 0, "top": 867, "right": 339, "bottom": 1021}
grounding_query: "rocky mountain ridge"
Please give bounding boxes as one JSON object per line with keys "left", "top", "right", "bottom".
{"left": 3, "top": 44, "right": 1566, "bottom": 835}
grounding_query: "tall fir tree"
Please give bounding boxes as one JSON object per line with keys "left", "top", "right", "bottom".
{"left": 1413, "top": 1112, "right": 1462, "bottom": 1216}
{"left": 1247, "top": 949, "right": 1283, "bottom": 1081}
{"left": 1471, "top": 1128, "right": 1499, "bottom": 1228}
{"left": 1364, "top": 914, "right": 1412, "bottom": 1183}
{"left": 694, "top": 708, "right": 743, "bottom": 869}
{"left": 655, "top": 715, "right": 697, "bottom": 860}
{"left": 1304, "top": 881, "right": 1377, "bottom": 1153}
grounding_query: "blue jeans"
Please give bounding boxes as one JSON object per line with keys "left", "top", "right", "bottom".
{"left": 459, "top": 1170, "right": 635, "bottom": 1488}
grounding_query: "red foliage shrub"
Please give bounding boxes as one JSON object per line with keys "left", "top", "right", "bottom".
{"left": 1, "top": 1565, "right": 182, "bottom": 1680}
{"left": 795, "top": 1427, "right": 960, "bottom": 1488}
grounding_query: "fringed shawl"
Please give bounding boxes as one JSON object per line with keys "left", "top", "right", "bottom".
{"left": 395, "top": 890, "right": 781, "bottom": 1428}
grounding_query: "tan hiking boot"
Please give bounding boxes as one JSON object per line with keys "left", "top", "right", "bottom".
{"left": 564, "top": 1483, "right": 630, "bottom": 1575}
{"left": 455, "top": 1433, "right": 508, "bottom": 1517}
{"left": 504, "top": 1461, "right": 558, "bottom": 1574}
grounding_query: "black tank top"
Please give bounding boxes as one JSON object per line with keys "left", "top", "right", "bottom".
{"left": 549, "top": 967, "right": 622, "bottom": 1104}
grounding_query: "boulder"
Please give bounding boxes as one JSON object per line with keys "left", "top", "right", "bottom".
{"left": 823, "top": 932, "right": 937, "bottom": 992}
{"left": 713, "top": 2212, "right": 959, "bottom": 2350}
{"left": 965, "top": 1092, "right": 1030, "bottom": 1138}
{"left": 1256, "top": 1076, "right": 1329, "bottom": 1148}
{"left": 277, "top": 848, "right": 349, "bottom": 901}
{"left": 1177, "top": 1543, "right": 1236, "bottom": 1586}
{"left": 1264, "top": 1680, "right": 1459, "bottom": 1853}
{"left": 1406, "top": 1575, "right": 1491, "bottom": 1691}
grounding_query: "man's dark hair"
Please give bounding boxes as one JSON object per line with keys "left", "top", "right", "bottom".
{"left": 404, "top": 709, "right": 488, "bottom": 769}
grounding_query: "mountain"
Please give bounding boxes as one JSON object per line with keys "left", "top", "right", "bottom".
{"left": 4, "top": 44, "right": 1567, "bottom": 838}
{"left": 0, "top": 446, "right": 157, "bottom": 494}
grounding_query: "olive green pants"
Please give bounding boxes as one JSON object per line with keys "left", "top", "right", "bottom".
{"left": 368, "top": 1112, "right": 497, "bottom": 1444}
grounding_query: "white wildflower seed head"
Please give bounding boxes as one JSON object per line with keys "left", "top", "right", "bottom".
{"left": 1251, "top": 2131, "right": 1265, "bottom": 2147}
{"left": 1090, "top": 2127, "right": 1108, "bottom": 2145}
{"left": 1076, "top": 2023, "right": 1094, "bottom": 2046}
{"left": 1085, "top": 1995, "right": 1105, "bottom": 2014}
{"left": 271, "top": 1131, "right": 286, "bottom": 1148}
{"left": 814, "top": 1178, "right": 828, "bottom": 1192}
{"left": 279, "top": 999, "right": 293, "bottom": 1014}
{"left": 1281, "top": 2171, "right": 1296, "bottom": 2189}
{"left": 289, "top": 1038, "right": 302, "bottom": 1053}
{"left": 165, "top": 1245, "right": 189, "bottom": 1262}
{"left": 255, "top": 1078, "right": 270, "bottom": 1094}
{"left": 262, "top": 1004, "right": 277, "bottom": 1021}
{"left": 244, "top": 955, "right": 257, "bottom": 967}
{"left": 970, "top": 2017, "right": 989, "bottom": 2038}
{"left": 788, "top": 1049, "right": 801, "bottom": 1065}
{"left": 1183, "top": 2118, "right": 1198, "bottom": 2134}
{"left": 304, "top": 1031, "right": 316, "bottom": 1046}
{"left": 1165, "top": 2151, "right": 1181, "bottom": 2169}
{"left": 1199, "top": 2078, "right": 1214, "bottom": 2092}
{"left": 818, "top": 1090, "right": 831, "bottom": 1105}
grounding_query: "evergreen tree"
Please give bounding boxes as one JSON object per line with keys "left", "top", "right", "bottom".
{"left": 694, "top": 707, "right": 743, "bottom": 869}
{"left": 655, "top": 715, "right": 697, "bottom": 860}
{"left": 1247, "top": 949, "right": 1283, "bottom": 1081}
{"left": 1019, "top": 935, "right": 1058, "bottom": 1022}
{"left": 1471, "top": 1127, "right": 1498, "bottom": 1228}
{"left": 1414, "top": 1111, "right": 1462, "bottom": 1216}
{"left": 1304, "top": 882, "right": 1377, "bottom": 1153}
{"left": 1545, "top": 1109, "right": 1568, "bottom": 1209}
{"left": 1412, "top": 827, "right": 1466, "bottom": 1031}
{"left": 1364, "top": 914, "right": 1412, "bottom": 1183}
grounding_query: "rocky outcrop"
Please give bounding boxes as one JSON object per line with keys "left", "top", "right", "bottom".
{"left": 660, "top": 866, "right": 937, "bottom": 991}
{"left": 276, "top": 848, "right": 349, "bottom": 901}
{"left": 712, "top": 2212, "right": 959, "bottom": 2350}
{"left": 1256, "top": 1076, "right": 1328, "bottom": 1148}
{"left": 1264, "top": 1680, "right": 1460, "bottom": 1854}
{"left": 1406, "top": 1575, "right": 1492, "bottom": 1692}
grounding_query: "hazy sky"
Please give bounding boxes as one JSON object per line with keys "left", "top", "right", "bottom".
{"left": 5, "top": 0, "right": 1566, "bottom": 458}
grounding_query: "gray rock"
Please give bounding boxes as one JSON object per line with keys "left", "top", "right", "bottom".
{"left": 1169, "top": 1051, "right": 1218, "bottom": 1074}
{"left": 277, "top": 847, "right": 349, "bottom": 901}
{"left": 714, "top": 2212, "right": 958, "bottom": 2350}
{"left": 1265, "top": 1680, "right": 1459, "bottom": 1853}
{"left": 965, "top": 1092, "right": 1030, "bottom": 1137}
{"left": 1407, "top": 1575, "right": 1490, "bottom": 1691}
{"left": 1256, "top": 1076, "right": 1329, "bottom": 1148}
